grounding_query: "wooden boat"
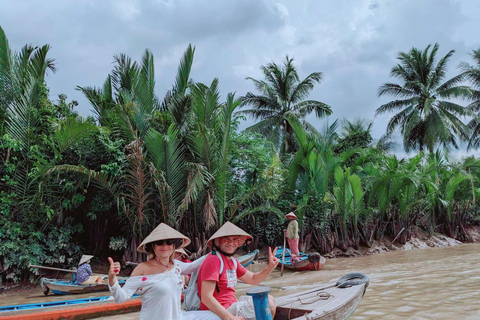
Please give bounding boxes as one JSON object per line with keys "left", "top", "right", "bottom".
{"left": 40, "top": 276, "right": 128, "bottom": 295}
{"left": 275, "top": 246, "right": 326, "bottom": 271}
{"left": 0, "top": 296, "right": 141, "bottom": 320}
{"left": 273, "top": 273, "right": 369, "bottom": 319}
{"left": 236, "top": 249, "right": 259, "bottom": 267}
{"left": 0, "top": 296, "right": 112, "bottom": 313}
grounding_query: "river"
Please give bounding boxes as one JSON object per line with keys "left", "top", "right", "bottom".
{"left": 3, "top": 243, "right": 480, "bottom": 319}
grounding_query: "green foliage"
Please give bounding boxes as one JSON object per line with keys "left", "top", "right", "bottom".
{"left": 0, "top": 217, "right": 82, "bottom": 283}
{"left": 228, "top": 131, "right": 275, "bottom": 187}
{"left": 333, "top": 119, "right": 373, "bottom": 155}
{"left": 109, "top": 237, "right": 127, "bottom": 251}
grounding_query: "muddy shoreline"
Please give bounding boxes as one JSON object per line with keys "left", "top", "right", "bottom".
{"left": 2, "top": 225, "right": 480, "bottom": 299}
{"left": 323, "top": 225, "right": 480, "bottom": 259}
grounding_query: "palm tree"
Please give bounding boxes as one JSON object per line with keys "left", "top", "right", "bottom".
{"left": 324, "top": 167, "right": 365, "bottom": 249}
{"left": 239, "top": 56, "right": 332, "bottom": 155}
{"left": 459, "top": 48, "right": 480, "bottom": 148}
{"left": 333, "top": 118, "right": 373, "bottom": 155}
{"left": 376, "top": 43, "right": 471, "bottom": 153}
{"left": 0, "top": 26, "right": 58, "bottom": 222}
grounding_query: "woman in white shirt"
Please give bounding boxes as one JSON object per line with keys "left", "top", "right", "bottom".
{"left": 108, "top": 223, "right": 220, "bottom": 320}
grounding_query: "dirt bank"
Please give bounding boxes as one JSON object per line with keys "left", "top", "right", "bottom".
{"left": 323, "top": 225, "right": 480, "bottom": 259}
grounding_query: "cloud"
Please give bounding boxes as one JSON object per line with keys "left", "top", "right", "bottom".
{"left": 1, "top": 0, "right": 480, "bottom": 157}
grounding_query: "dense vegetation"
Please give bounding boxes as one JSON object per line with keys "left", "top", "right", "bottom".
{"left": 2, "top": 26, "right": 480, "bottom": 284}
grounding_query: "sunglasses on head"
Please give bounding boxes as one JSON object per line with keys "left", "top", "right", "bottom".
{"left": 154, "top": 239, "right": 182, "bottom": 246}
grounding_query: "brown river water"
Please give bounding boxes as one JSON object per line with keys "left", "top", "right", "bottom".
{"left": 2, "top": 243, "right": 480, "bottom": 319}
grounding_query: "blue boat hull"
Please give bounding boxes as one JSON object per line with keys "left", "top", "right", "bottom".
{"left": 275, "top": 246, "right": 326, "bottom": 271}
{"left": 41, "top": 276, "right": 127, "bottom": 295}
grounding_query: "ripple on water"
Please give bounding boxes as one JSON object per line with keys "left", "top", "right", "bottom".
{"left": 348, "top": 244, "right": 480, "bottom": 320}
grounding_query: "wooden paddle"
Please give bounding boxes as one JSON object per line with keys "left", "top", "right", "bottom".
{"left": 280, "top": 230, "right": 286, "bottom": 277}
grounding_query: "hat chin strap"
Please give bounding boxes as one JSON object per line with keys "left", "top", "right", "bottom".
{"left": 212, "top": 244, "right": 238, "bottom": 257}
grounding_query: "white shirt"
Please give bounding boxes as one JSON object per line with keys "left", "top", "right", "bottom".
{"left": 109, "top": 257, "right": 220, "bottom": 320}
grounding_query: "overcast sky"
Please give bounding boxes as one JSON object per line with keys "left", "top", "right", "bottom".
{"left": 2, "top": 0, "right": 480, "bottom": 157}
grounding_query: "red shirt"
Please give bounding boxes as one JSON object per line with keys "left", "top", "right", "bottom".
{"left": 197, "top": 252, "right": 247, "bottom": 310}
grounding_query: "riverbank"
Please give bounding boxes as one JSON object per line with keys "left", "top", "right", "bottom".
{"left": 323, "top": 225, "right": 480, "bottom": 259}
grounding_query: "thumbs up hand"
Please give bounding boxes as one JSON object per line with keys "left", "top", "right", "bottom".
{"left": 108, "top": 257, "right": 121, "bottom": 286}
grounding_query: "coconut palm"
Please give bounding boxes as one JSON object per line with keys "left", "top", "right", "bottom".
{"left": 376, "top": 43, "right": 471, "bottom": 153}
{"left": 459, "top": 48, "right": 480, "bottom": 147}
{"left": 239, "top": 56, "right": 332, "bottom": 155}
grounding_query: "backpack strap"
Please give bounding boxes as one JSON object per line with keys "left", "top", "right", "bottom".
{"left": 232, "top": 255, "right": 238, "bottom": 269}
{"left": 214, "top": 251, "right": 225, "bottom": 275}
{"left": 213, "top": 251, "right": 238, "bottom": 293}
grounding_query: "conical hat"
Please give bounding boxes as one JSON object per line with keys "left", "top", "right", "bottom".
{"left": 137, "top": 223, "right": 191, "bottom": 253}
{"left": 285, "top": 212, "right": 297, "bottom": 220}
{"left": 207, "top": 221, "right": 252, "bottom": 247}
{"left": 175, "top": 248, "right": 187, "bottom": 256}
{"left": 79, "top": 255, "right": 94, "bottom": 266}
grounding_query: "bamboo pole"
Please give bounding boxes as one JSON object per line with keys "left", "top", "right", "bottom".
{"left": 280, "top": 230, "right": 286, "bottom": 277}
{"left": 392, "top": 227, "right": 405, "bottom": 243}
{"left": 28, "top": 265, "right": 77, "bottom": 273}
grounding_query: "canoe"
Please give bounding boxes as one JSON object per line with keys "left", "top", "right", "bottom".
{"left": 273, "top": 273, "right": 369, "bottom": 319}
{"left": 236, "top": 249, "right": 259, "bottom": 267}
{"left": 40, "top": 276, "right": 128, "bottom": 295}
{"left": 0, "top": 296, "right": 141, "bottom": 320}
{"left": 0, "top": 296, "right": 112, "bottom": 313}
{"left": 275, "top": 246, "right": 326, "bottom": 272}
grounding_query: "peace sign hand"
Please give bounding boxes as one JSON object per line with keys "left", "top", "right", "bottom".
{"left": 268, "top": 246, "right": 279, "bottom": 269}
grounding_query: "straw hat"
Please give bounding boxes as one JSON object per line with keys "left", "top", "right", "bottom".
{"left": 285, "top": 212, "right": 297, "bottom": 220}
{"left": 207, "top": 221, "right": 252, "bottom": 247}
{"left": 79, "top": 255, "right": 94, "bottom": 266}
{"left": 137, "top": 223, "right": 191, "bottom": 253}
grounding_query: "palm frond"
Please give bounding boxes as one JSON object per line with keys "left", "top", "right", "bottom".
{"left": 53, "top": 116, "right": 98, "bottom": 154}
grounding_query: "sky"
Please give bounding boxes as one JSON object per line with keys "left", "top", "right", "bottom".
{"left": 2, "top": 0, "right": 480, "bottom": 158}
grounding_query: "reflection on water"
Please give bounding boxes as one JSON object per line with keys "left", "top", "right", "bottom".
{"left": 4, "top": 243, "right": 480, "bottom": 319}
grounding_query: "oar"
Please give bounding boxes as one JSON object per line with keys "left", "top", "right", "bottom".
{"left": 28, "top": 265, "right": 77, "bottom": 273}
{"left": 280, "top": 230, "right": 286, "bottom": 277}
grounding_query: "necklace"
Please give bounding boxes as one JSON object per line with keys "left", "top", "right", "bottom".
{"left": 155, "top": 258, "right": 171, "bottom": 268}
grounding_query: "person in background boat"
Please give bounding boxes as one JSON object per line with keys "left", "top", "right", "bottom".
{"left": 285, "top": 212, "right": 300, "bottom": 264}
{"left": 198, "top": 222, "right": 279, "bottom": 320}
{"left": 175, "top": 248, "right": 192, "bottom": 287}
{"left": 108, "top": 223, "right": 219, "bottom": 320}
{"left": 175, "top": 248, "right": 192, "bottom": 263}
{"left": 75, "top": 255, "right": 104, "bottom": 285}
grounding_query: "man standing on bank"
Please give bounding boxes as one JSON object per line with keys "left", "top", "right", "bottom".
{"left": 197, "top": 222, "right": 279, "bottom": 320}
